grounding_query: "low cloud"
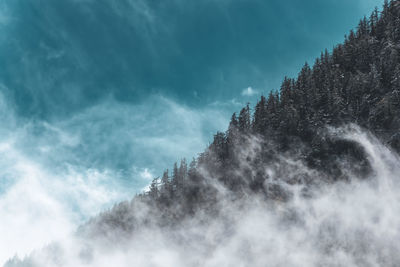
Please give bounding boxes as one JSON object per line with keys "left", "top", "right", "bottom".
{"left": 5, "top": 125, "right": 400, "bottom": 267}
{"left": 0, "top": 92, "right": 232, "bottom": 265}
{"left": 241, "top": 86, "right": 258, "bottom": 96}
{"left": 140, "top": 168, "right": 153, "bottom": 180}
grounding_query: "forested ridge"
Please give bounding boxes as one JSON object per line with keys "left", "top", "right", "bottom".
{"left": 83, "top": 0, "right": 400, "bottom": 238}
{"left": 5, "top": 1, "right": 400, "bottom": 267}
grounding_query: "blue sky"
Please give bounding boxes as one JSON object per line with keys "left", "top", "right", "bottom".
{"left": 0, "top": 0, "right": 384, "bottom": 194}
{"left": 0, "top": 0, "right": 383, "bottom": 116}
{"left": 0, "top": 0, "right": 385, "bottom": 262}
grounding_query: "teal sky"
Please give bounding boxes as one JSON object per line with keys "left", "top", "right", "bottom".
{"left": 0, "top": 0, "right": 386, "bottom": 262}
{"left": 0, "top": 0, "right": 384, "bottom": 190}
{"left": 0, "top": 0, "right": 382, "bottom": 117}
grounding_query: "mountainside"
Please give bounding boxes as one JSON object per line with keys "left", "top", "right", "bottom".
{"left": 121, "top": 0, "right": 400, "bottom": 209}
{"left": 5, "top": 1, "right": 400, "bottom": 266}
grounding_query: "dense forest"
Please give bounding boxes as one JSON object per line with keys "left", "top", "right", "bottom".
{"left": 6, "top": 1, "right": 400, "bottom": 266}
{"left": 78, "top": 0, "right": 400, "bottom": 236}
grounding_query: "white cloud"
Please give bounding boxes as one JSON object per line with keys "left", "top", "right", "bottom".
{"left": 0, "top": 92, "right": 233, "bottom": 265}
{"left": 241, "top": 86, "right": 258, "bottom": 96}
{"left": 0, "top": 140, "right": 125, "bottom": 266}
{"left": 140, "top": 168, "right": 153, "bottom": 180}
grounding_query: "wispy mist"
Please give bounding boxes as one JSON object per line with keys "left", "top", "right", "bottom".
{"left": 0, "top": 92, "right": 231, "bottom": 265}
{"left": 5, "top": 125, "right": 400, "bottom": 267}
{"left": 0, "top": 0, "right": 390, "bottom": 266}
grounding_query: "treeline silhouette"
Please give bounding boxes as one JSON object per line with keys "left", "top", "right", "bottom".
{"left": 84, "top": 0, "right": 400, "bottom": 236}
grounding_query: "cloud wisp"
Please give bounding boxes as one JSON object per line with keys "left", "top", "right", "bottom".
{"left": 0, "top": 92, "right": 232, "bottom": 266}
{"left": 241, "top": 86, "right": 259, "bottom": 97}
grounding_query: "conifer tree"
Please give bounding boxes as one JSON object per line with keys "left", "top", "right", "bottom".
{"left": 238, "top": 104, "right": 251, "bottom": 133}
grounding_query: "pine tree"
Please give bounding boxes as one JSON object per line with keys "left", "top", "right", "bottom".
{"left": 160, "top": 169, "right": 171, "bottom": 197}
{"left": 172, "top": 162, "right": 179, "bottom": 193}
{"left": 149, "top": 177, "right": 159, "bottom": 199}
{"left": 252, "top": 95, "right": 267, "bottom": 134}
{"left": 227, "top": 112, "right": 239, "bottom": 142}
{"left": 370, "top": 7, "right": 379, "bottom": 36}
{"left": 238, "top": 104, "right": 251, "bottom": 133}
{"left": 178, "top": 158, "right": 187, "bottom": 184}
{"left": 188, "top": 158, "right": 198, "bottom": 182}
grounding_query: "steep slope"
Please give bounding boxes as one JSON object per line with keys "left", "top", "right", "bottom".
{"left": 87, "top": 0, "right": 400, "bottom": 235}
